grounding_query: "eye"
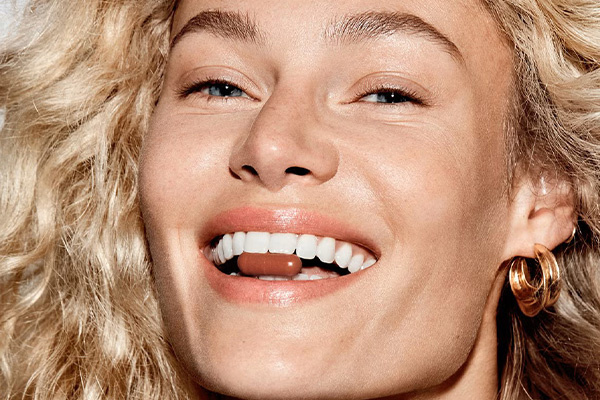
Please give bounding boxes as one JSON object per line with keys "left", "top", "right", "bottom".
{"left": 355, "top": 85, "right": 423, "bottom": 106}
{"left": 361, "top": 91, "right": 412, "bottom": 104}
{"left": 178, "top": 79, "right": 251, "bottom": 99}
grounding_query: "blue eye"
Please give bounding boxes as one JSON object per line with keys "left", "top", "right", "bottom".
{"left": 360, "top": 89, "right": 420, "bottom": 104}
{"left": 202, "top": 82, "right": 247, "bottom": 98}
{"left": 355, "top": 84, "right": 424, "bottom": 106}
{"left": 179, "top": 79, "right": 250, "bottom": 99}
{"left": 361, "top": 91, "right": 412, "bottom": 104}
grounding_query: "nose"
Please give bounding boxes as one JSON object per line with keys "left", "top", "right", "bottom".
{"left": 228, "top": 91, "right": 339, "bottom": 192}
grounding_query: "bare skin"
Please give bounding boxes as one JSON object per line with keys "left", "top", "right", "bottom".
{"left": 139, "top": 0, "right": 575, "bottom": 398}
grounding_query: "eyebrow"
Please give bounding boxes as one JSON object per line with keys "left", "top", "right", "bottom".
{"left": 170, "top": 10, "right": 265, "bottom": 49}
{"left": 171, "top": 9, "right": 463, "bottom": 64}
{"left": 324, "top": 11, "right": 464, "bottom": 63}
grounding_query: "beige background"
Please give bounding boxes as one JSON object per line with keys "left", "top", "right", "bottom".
{"left": 0, "top": 0, "right": 25, "bottom": 126}
{"left": 0, "top": 0, "right": 25, "bottom": 40}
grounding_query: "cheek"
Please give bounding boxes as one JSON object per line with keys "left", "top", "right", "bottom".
{"left": 138, "top": 109, "right": 245, "bottom": 227}
{"left": 138, "top": 110, "right": 221, "bottom": 361}
{"left": 352, "top": 123, "right": 508, "bottom": 380}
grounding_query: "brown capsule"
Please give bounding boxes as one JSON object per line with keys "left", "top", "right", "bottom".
{"left": 237, "top": 253, "right": 302, "bottom": 277}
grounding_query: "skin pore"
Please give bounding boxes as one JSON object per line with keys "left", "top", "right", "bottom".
{"left": 139, "top": 0, "right": 574, "bottom": 398}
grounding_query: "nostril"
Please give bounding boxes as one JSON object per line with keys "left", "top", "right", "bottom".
{"left": 242, "top": 165, "right": 259, "bottom": 176}
{"left": 285, "top": 166, "right": 310, "bottom": 176}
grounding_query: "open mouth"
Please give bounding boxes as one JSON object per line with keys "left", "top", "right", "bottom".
{"left": 205, "top": 232, "right": 377, "bottom": 281}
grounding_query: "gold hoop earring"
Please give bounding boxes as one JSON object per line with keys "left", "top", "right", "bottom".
{"left": 565, "top": 226, "right": 577, "bottom": 244}
{"left": 508, "top": 244, "right": 561, "bottom": 317}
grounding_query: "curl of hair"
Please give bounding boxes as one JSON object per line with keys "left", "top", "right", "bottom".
{"left": 0, "top": 0, "right": 599, "bottom": 399}
{"left": 483, "top": 0, "right": 600, "bottom": 399}
{"left": 0, "top": 1, "right": 192, "bottom": 398}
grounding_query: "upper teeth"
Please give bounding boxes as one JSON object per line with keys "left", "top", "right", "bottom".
{"left": 209, "top": 232, "right": 377, "bottom": 273}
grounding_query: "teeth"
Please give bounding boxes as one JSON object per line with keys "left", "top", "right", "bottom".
{"left": 222, "top": 233, "right": 234, "bottom": 261}
{"left": 210, "top": 231, "right": 377, "bottom": 275}
{"left": 316, "top": 237, "right": 336, "bottom": 264}
{"left": 245, "top": 232, "right": 270, "bottom": 254}
{"left": 296, "top": 234, "right": 318, "bottom": 259}
{"left": 348, "top": 254, "right": 364, "bottom": 273}
{"left": 257, "top": 275, "right": 292, "bottom": 281}
{"left": 268, "top": 233, "right": 298, "bottom": 254}
{"left": 217, "top": 240, "right": 226, "bottom": 264}
{"left": 361, "top": 258, "right": 376, "bottom": 270}
{"left": 232, "top": 232, "right": 245, "bottom": 256}
{"left": 334, "top": 242, "right": 352, "bottom": 268}
{"left": 293, "top": 273, "right": 310, "bottom": 281}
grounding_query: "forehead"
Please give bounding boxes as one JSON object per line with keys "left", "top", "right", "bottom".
{"left": 172, "top": 0, "right": 510, "bottom": 70}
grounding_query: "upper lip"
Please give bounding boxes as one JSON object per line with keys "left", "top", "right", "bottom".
{"left": 200, "top": 206, "right": 381, "bottom": 258}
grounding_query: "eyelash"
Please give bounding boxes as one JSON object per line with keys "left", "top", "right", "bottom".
{"left": 177, "top": 78, "right": 249, "bottom": 100}
{"left": 353, "top": 84, "right": 425, "bottom": 106}
{"left": 178, "top": 79, "right": 425, "bottom": 106}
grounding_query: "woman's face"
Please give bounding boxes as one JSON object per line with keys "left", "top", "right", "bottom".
{"left": 140, "top": 0, "right": 513, "bottom": 398}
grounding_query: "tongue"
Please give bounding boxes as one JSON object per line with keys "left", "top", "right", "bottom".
{"left": 237, "top": 253, "right": 303, "bottom": 277}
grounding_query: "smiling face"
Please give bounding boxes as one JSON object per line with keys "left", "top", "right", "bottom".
{"left": 139, "top": 0, "right": 514, "bottom": 398}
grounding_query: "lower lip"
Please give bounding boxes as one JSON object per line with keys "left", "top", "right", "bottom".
{"left": 201, "top": 254, "right": 361, "bottom": 306}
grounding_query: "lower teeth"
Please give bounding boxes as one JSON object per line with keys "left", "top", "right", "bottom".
{"left": 257, "top": 275, "right": 291, "bottom": 281}
{"left": 228, "top": 272, "right": 327, "bottom": 281}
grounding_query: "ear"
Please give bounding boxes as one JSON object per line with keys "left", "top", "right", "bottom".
{"left": 502, "top": 172, "right": 576, "bottom": 260}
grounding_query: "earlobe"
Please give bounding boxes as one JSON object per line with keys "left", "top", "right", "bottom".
{"left": 502, "top": 173, "right": 576, "bottom": 260}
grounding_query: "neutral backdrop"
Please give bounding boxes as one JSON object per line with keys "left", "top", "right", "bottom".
{"left": 0, "top": 0, "right": 26, "bottom": 127}
{"left": 1, "top": 0, "right": 25, "bottom": 40}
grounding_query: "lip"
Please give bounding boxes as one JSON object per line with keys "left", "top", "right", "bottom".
{"left": 200, "top": 206, "right": 379, "bottom": 306}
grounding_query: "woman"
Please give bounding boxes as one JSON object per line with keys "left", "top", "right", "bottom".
{"left": 1, "top": 0, "right": 599, "bottom": 399}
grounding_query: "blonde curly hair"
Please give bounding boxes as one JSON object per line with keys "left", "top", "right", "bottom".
{"left": 483, "top": 1, "right": 600, "bottom": 398}
{"left": 0, "top": 1, "right": 599, "bottom": 399}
